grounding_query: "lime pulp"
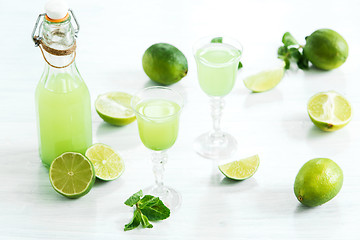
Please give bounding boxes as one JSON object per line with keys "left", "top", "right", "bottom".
{"left": 85, "top": 143, "right": 125, "bottom": 181}
{"left": 49, "top": 152, "right": 95, "bottom": 198}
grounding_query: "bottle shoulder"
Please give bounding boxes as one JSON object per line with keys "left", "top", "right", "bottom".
{"left": 37, "top": 63, "right": 89, "bottom": 94}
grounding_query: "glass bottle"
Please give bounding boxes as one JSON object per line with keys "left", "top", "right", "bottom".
{"left": 32, "top": 5, "right": 92, "bottom": 167}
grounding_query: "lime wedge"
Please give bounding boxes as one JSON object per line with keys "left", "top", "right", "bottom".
{"left": 219, "top": 155, "right": 260, "bottom": 180}
{"left": 243, "top": 66, "right": 284, "bottom": 92}
{"left": 307, "top": 91, "right": 352, "bottom": 131}
{"left": 85, "top": 143, "right": 125, "bottom": 181}
{"left": 49, "top": 152, "right": 95, "bottom": 199}
{"left": 95, "top": 92, "right": 136, "bottom": 126}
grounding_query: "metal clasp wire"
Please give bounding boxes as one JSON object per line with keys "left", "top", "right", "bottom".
{"left": 31, "top": 9, "right": 80, "bottom": 47}
{"left": 69, "top": 9, "right": 80, "bottom": 38}
{"left": 31, "top": 13, "right": 45, "bottom": 47}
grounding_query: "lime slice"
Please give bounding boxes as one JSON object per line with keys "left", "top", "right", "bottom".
{"left": 307, "top": 91, "right": 352, "bottom": 131}
{"left": 219, "top": 155, "right": 260, "bottom": 180}
{"left": 95, "top": 92, "right": 136, "bottom": 126}
{"left": 243, "top": 66, "right": 285, "bottom": 92}
{"left": 85, "top": 143, "right": 125, "bottom": 181}
{"left": 49, "top": 152, "right": 95, "bottom": 199}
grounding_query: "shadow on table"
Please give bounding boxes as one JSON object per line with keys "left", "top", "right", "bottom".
{"left": 220, "top": 177, "right": 258, "bottom": 189}
{"left": 294, "top": 203, "right": 314, "bottom": 213}
{"left": 307, "top": 125, "right": 332, "bottom": 138}
{"left": 302, "top": 66, "right": 348, "bottom": 92}
{"left": 306, "top": 125, "right": 351, "bottom": 155}
{"left": 242, "top": 88, "right": 283, "bottom": 108}
{"left": 292, "top": 201, "right": 342, "bottom": 238}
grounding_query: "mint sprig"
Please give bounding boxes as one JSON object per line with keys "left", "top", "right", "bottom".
{"left": 278, "top": 32, "right": 309, "bottom": 70}
{"left": 124, "top": 190, "right": 170, "bottom": 231}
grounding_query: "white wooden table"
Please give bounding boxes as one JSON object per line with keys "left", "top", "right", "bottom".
{"left": 1, "top": 0, "right": 360, "bottom": 239}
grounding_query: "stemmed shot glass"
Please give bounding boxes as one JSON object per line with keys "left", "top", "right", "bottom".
{"left": 193, "top": 36, "right": 243, "bottom": 159}
{"left": 131, "top": 86, "right": 184, "bottom": 210}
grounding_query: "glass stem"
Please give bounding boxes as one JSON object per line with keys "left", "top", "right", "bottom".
{"left": 210, "top": 96, "right": 225, "bottom": 140}
{"left": 151, "top": 150, "right": 168, "bottom": 188}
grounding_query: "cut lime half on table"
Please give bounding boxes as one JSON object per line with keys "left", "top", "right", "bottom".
{"left": 49, "top": 152, "right": 96, "bottom": 199}
{"left": 95, "top": 92, "right": 136, "bottom": 126}
{"left": 243, "top": 64, "right": 285, "bottom": 92}
{"left": 219, "top": 155, "right": 260, "bottom": 180}
{"left": 307, "top": 91, "right": 352, "bottom": 131}
{"left": 85, "top": 143, "right": 125, "bottom": 181}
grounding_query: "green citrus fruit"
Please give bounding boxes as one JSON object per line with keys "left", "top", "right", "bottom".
{"left": 95, "top": 92, "right": 136, "bottom": 126}
{"left": 303, "top": 29, "right": 348, "bottom": 70}
{"left": 85, "top": 143, "right": 125, "bottom": 181}
{"left": 142, "top": 43, "right": 188, "bottom": 85}
{"left": 307, "top": 91, "right": 352, "bottom": 131}
{"left": 49, "top": 152, "right": 96, "bottom": 199}
{"left": 243, "top": 64, "right": 285, "bottom": 92}
{"left": 218, "top": 155, "right": 260, "bottom": 180}
{"left": 294, "top": 158, "right": 343, "bottom": 207}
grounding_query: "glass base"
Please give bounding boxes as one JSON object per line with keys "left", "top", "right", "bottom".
{"left": 143, "top": 185, "right": 182, "bottom": 211}
{"left": 194, "top": 131, "right": 237, "bottom": 159}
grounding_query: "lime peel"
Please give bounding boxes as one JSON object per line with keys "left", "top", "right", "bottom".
{"left": 294, "top": 158, "right": 343, "bottom": 207}
{"left": 218, "top": 155, "right": 260, "bottom": 180}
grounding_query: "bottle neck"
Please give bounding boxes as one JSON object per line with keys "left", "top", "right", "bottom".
{"left": 43, "top": 51, "right": 76, "bottom": 71}
{"left": 42, "top": 17, "right": 74, "bottom": 49}
{"left": 41, "top": 16, "right": 76, "bottom": 70}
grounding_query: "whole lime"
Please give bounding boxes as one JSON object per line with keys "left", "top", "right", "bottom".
{"left": 294, "top": 158, "right": 343, "bottom": 207}
{"left": 303, "top": 29, "right": 348, "bottom": 70}
{"left": 142, "top": 43, "right": 188, "bottom": 85}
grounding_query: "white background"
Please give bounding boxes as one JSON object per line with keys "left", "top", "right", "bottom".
{"left": 1, "top": 0, "right": 360, "bottom": 239}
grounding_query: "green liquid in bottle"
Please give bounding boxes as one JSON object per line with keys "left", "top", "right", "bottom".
{"left": 35, "top": 73, "right": 92, "bottom": 167}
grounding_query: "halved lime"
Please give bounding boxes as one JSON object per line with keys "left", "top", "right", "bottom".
{"left": 243, "top": 65, "right": 285, "bottom": 92}
{"left": 95, "top": 92, "right": 136, "bottom": 126}
{"left": 49, "top": 152, "right": 95, "bottom": 199}
{"left": 219, "top": 155, "right": 260, "bottom": 180}
{"left": 85, "top": 143, "right": 125, "bottom": 181}
{"left": 307, "top": 91, "right": 352, "bottom": 131}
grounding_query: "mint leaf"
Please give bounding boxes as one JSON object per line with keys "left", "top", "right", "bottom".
{"left": 282, "top": 32, "right": 298, "bottom": 46}
{"left": 238, "top": 61, "right": 243, "bottom": 69}
{"left": 124, "top": 190, "right": 143, "bottom": 207}
{"left": 138, "top": 195, "right": 161, "bottom": 209}
{"left": 297, "top": 54, "right": 309, "bottom": 69}
{"left": 124, "top": 209, "right": 141, "bottom": 231}
{"left": 278, "top": 46, "right": 288, "bottom": 57}
{"left": 284, "top": 58, "right": 291, "bottom": 69}
{"left": 140, "top": 212, "right": 153, "bottom": 229}
{"left": 123, "top": 191, "right": 170, "bottom": 231}
{"left": 140, "top": 199, "right": 170, "bottom": 221}
{"left": 211, "top": 37, "right": 223, "bottom": 43}
{"left": 289, "top": 48, "right": 301, "bottom": 61}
